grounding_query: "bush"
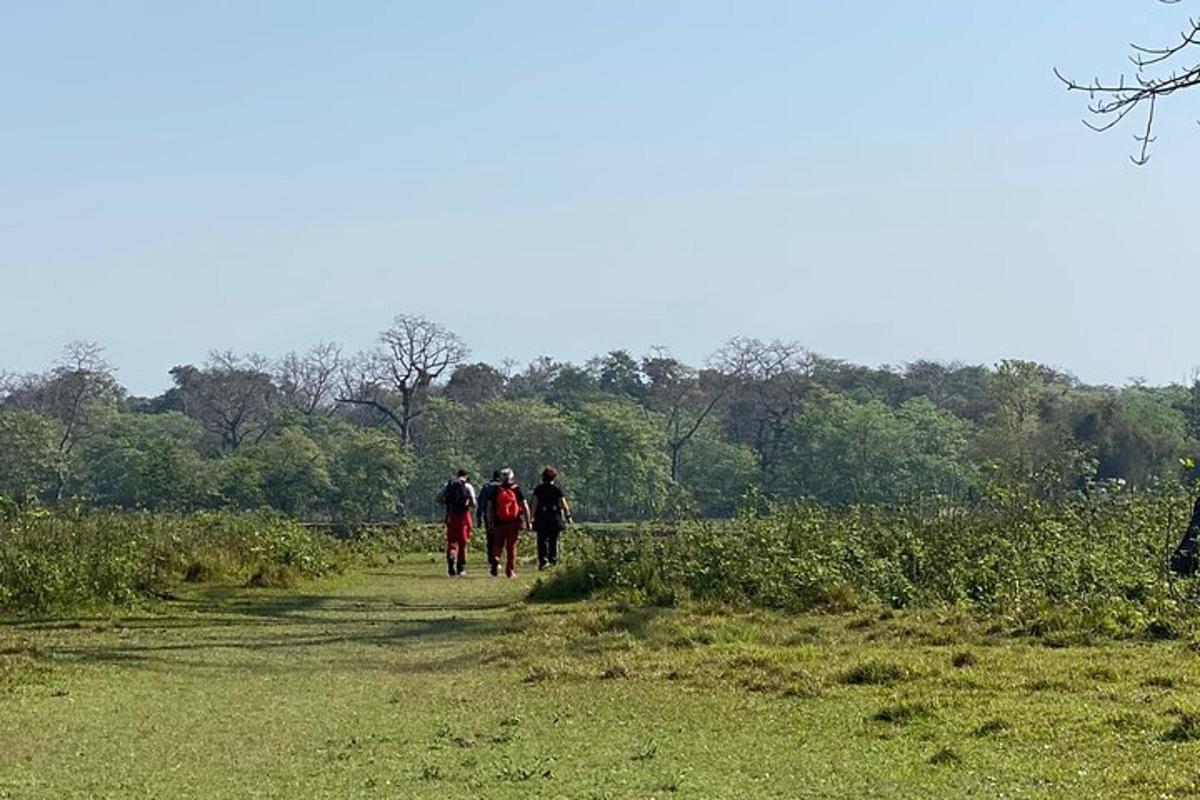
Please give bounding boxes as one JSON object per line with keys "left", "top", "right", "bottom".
{"left": 0, "top": 509, "right": 346, "bottom": 614}
{"left": 530, "top": 487, "right": 1200, "bottom": 637}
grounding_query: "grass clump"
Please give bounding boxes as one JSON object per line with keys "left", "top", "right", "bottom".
{"left": 871, "top": 702, "right": 934, "bottom": 725}
{"left": 950, "top": 651, "right": 978, "bottom": 668}
{"left": 246, "top": 565, "right": 301, "bottom": 589}
{"left": 841, "top": 659, "right": 912, "bottom": 686}
{"left": 600, "top": 661, "right": 631, "bottom": 680}
{"left": 1105, "top": 712, "right": 1149, "bottom": 734}
{"left": 1163, "top": 712, "right": 1200, "bottom": 742}
{"left": 973, "top": 718, "right": 1011, "bottom": 737}
{"left": 522, "top": 664, "right": 559, "bottom": 685}
{"left": 928, "top": 747, "right": 962, "bottom": 767}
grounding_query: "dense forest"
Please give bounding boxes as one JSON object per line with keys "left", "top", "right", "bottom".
{"left": 1, "top": 314, "right": 1197, "bottom": 522}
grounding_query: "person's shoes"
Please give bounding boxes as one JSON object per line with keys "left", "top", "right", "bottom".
{"left": 447, "top": 562, "right": 457, "bottom": 577}
{"left": 489, "top": 561, "right": 499, "bottom": 577}
{"left": 457, "top": 566, "right": 467, "bottom": 577}
{"left": 538, "top": 561, "right": 548, "bottom": 571}
{"left": 506, "top": 571, "right": 516, "bottom": 579}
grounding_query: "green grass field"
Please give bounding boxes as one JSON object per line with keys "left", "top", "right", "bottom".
{"left": 4, "top": 553, "right": 1200, "bottom": 798}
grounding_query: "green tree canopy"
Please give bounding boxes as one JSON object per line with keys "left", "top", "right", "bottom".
{"left": 570, "top": 401, "right": 671, "bottom": 521}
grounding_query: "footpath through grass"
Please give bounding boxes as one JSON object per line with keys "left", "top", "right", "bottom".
{"left": 5, "top": 555, "right": 1200, "bottom": 798}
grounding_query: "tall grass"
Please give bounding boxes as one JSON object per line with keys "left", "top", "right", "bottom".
{"left": 534, "top": 487, "right": 1200, "bottom": 636}
{"left": 0, "top": 509, "right": 346, "bottom": 614}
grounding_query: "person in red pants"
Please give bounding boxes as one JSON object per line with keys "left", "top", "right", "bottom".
{"left": 486, "top": 468, "right": 530, "bottom": 578}
{"left": 439, "top": 469, "right": 477, "bottom": 576}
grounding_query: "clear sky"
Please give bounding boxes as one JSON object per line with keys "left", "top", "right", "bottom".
{"left": 3, "top": 1, "right": 1198, "bottom": 395}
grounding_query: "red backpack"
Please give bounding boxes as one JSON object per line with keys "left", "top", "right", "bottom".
{"left": 494, "top": 484, "right": 521, "bottom": 523}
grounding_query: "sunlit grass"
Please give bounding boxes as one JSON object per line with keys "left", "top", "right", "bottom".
{"left": 2, "top": 555, "right": 1200, "bottom": 798}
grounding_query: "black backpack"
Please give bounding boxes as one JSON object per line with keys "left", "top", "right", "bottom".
{"left": 445, "top": 480, "right": 470, "bottom": 512}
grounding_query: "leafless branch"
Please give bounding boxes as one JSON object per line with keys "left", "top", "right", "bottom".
{"left": 1056, "top": 2, "right": 1200, "bottom": 164}
{"left": 335, "top": 314, "right": 467, "bottom": 443}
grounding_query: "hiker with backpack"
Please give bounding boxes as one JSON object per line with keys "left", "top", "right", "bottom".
{"left": 531, "top": 466, "right": 572, "bottom": 570}
{"left": 476, "top": 471, "right": 502, "bottom": 573}
{"left": 438, "top": 470, "right": 477, "bottom": 576}
{"left": 486, "top": 468, "right": 530, "bottom": 578}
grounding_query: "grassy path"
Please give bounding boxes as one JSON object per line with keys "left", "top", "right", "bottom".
{"left": 3, "top": 556, "right": 1200, "bottom": 798}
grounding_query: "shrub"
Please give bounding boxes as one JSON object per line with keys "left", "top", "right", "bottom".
{"left": 0, "top": 509, "right": 346, "bottom": 614}
{"left": 531, "top": 487, "right": 1200, "bottom": 637}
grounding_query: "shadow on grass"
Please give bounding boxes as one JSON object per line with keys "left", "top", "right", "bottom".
{"left": 44, "top": 614, "right": 506, "bottom": 672}
{"left": 1, "top": 568, "right": 523, "bottom": 675}
{"left": 3, "top": 588, "right": 515, "bottom": 632}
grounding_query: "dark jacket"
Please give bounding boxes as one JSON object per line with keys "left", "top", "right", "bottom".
{"left": 477, "top": 481, "right": 500, "bottom": 525}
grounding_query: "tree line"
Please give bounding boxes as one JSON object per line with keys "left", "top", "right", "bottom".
{"left": 1, "top": 315, "right": 1197, "bottom": 521}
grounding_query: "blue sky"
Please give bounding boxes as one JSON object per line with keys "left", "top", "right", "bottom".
{"left": 2, "top": 1, "right": 1198, "bottom": 395}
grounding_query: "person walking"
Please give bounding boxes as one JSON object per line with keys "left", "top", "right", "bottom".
{"left": 486, "top": 468, "right": 530, "bottom": 578}
{"left": 531, "top": 467, "right": 572, "bottom": 570}
{"left": 439, "top": 470, "right": 477, "bottom": 576}
{"left": 476, "top": 471, "right": 501, "bottom": 572}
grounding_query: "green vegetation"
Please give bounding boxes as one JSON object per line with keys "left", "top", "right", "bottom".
{"left": 5, "top": 555, "right": 1200, "bottom": 798}
{"left": 0, "top": 509, "right": 347, "bottom": 615}
{"left": 5, "top": 481, "right": 1197, "bottom": 635}
{"left": 536, "top": 488, "right": 1200, "bottom": 640}
{"left": 4, "top": 323, "right": 1200, "bottom": 523}
{"left": 7, "top": 322, "right": 1200, "bottom": 796}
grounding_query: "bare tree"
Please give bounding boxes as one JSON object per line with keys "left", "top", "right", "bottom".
{"left": 643, "top": 348, "right": 746, "bottom": 481}
{"left": 0, "top": 371, "right": 17, "bottom": 403}
{"left": 171, "top": 352, "right": 276, "bottom": 451}
{"left": 1057, "top": 1, "right": 1200, "bottom": 164}
{"left": 337, "top": 315, "right": 467, "bottom": 443}
{"left": 714, "top": 337, "right": 812, "bottom": 476}
{"left": 275, "top": 342, "right": 343, "bottom": 422}
{"left": 1, "top": 341, "right": 121, "bottom": 498}
{"left": 3, "top": 342, "right": 119, "bottom": 451}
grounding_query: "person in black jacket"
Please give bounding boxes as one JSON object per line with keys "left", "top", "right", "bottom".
{"left": 1171, "top": 496, "right": 1200, "bottom": 576}
{"left": 530, "top": 467, "right": 572, "bottom": 570}
{"left": 477, "top": 471, "right": 501, "bottom": 571}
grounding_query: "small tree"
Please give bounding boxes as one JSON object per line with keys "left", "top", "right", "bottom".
{"left": 0, "top": 410, "right": 64, "bottom": 506}
{"left": 571, "top": 401, "right": 671, "bottom": 521}
{"left": 326, "top": 426, "right": 413, "bottom": 523}
{"left": 251, "top": 428, "right": 334, "bottom": 517}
